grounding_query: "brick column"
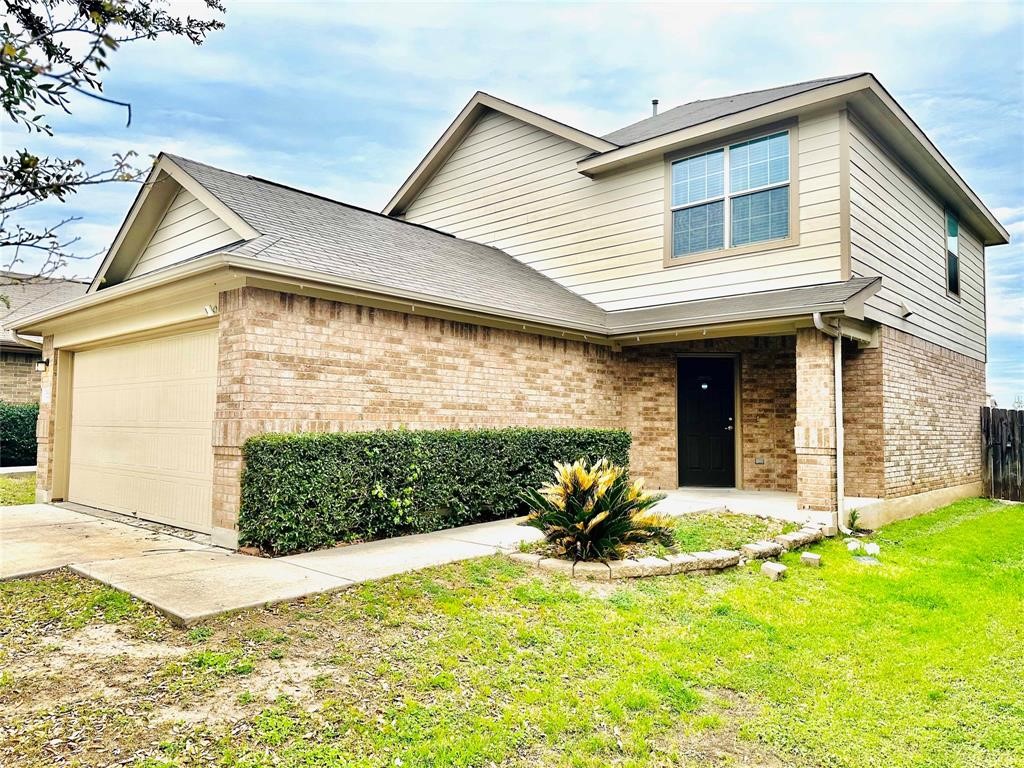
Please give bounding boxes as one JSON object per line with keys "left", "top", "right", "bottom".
{"left": 34, "top": 336, "right": 57, "bottom": 501}
{"left": 210, "top": 287, "right": 250, "bottom": 548}
{"left": 794, "top": 328, "right": 837, "bottom": 512}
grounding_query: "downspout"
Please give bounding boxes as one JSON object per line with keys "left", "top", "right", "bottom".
{"left": 9, "top": 330, "right": 43, "bottom": 350}
{"left": 812, "top": 312, "right": 845, "bottom": 532}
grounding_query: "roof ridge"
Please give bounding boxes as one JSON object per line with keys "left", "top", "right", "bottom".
{"left": 244, "top": 175, "right": 459, "bottom": 240}
{"left": 602, "top": 73, "right": 868, "bottom": 142}
{"left": 671, "top": 73, "right": 865, "bottom": 112}
{"left": 164, "top": 153, "right": 463, "bottom": 241}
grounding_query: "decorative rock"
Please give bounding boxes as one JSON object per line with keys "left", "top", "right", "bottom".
{"left": 607, "top": 559, "right": 645, "bottom": 579}
{"left": 846, "top": 540, "right": 862, "bottom": 552}
{"left": 573, "top": 561, "right": 611, "bottom": 581}
{"left": 853, "top": 555, "right": 880, "bottom": 566}
{"left": 663, "top": 552, "right": 701, "bottom": 574}
{"left": 761, "top": 561, "right": 787, "bottom": 581}
{"left": 693, "top": 549, "right": 742, "bottom": 570}
{"left": 820, "top": 523, "right": 839, "bottom": 538}
{"left": 633, "top": 556, "right": 672, "bottom": 577}
{"left": 863, "top": 542, "right": 880, "bottom": 556}
{"left": 508, "top": 552, "right": 543, "bottom": 567}
{"left": 800, "top": 552, "right": 822, "bottom": 567}
{"left": 741, "top": 540, "right": 784, "bottom": 560}
{"left": 537, "top": 558, "right": 574, "bottom": 576}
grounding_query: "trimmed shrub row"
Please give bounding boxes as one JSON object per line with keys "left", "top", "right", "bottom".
{"left": 0, "top": 401, "right": 39, "bottom": 467}
{"left": 240, "top": 427, "right": 631, "bottom": 555}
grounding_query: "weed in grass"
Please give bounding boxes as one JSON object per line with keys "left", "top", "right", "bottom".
{"left": 186, "top": 626, "right": 213, "bottom": 644}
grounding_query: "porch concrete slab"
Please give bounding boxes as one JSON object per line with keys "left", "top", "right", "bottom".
{"left": 280, "top": 530, "right": 501, "bottom": 583}
{"left": 431, "top": 517, "right": 545, "bottom": 550}
{"left": 71, "top": 553, "right": 353, "bottom": 626}
{"left": 655, "top": 488, "right": 836, "bottom": 525}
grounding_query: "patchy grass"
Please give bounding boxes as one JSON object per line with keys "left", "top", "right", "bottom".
{"left": 0, "top": 474, "right": 35, "bottom": 505}
{"left": 1, "top": 498, "right": 1022, "bottom": 767}
{"left": 662, "top": 512, "right": 797, "bottom": 554}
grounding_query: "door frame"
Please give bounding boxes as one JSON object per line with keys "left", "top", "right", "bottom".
{"left": 675, "top": 353, "right": 743, "bottom": 489}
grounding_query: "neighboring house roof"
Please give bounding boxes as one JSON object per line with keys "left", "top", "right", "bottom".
{"left": 0, "top": 272, "right": 88, "bottom": 350}
{"left": 601, "top": 74, "right": 865, "bottom": 146}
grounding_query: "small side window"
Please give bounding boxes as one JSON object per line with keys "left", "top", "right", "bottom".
{"left": 945, "top": 211, "right": 960, "bottom": 297}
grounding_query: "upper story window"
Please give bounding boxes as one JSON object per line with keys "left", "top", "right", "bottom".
{"left": 669, "top": 130, "right": 793, "bottom": 261}
{"left": 945, "top": 210, "right": 960, "bottom": 297}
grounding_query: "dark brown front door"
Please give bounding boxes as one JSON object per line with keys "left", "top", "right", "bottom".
{"left": 678, "top": 356, "right": 736, "bottom": 487}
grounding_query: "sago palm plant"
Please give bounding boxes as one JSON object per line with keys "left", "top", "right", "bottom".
{"left": 522, "top": 458, "right": 671, "bottom": 562}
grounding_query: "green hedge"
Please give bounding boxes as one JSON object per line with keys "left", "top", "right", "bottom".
{"left": 240, "top": 427, "right": 631, "bottom": 555}
{"left": 0, "top": 401, "right": 39, "bottom": 467}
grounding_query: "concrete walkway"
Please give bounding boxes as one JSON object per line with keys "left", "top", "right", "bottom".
{"left": 2, "top": 489, "right": 828, "bottom": 625}
{"left": 0, "top": 465, "right": 35, "bottom": 477}
{"left": 1, "top": 504, "right": 543, "bottom": 625}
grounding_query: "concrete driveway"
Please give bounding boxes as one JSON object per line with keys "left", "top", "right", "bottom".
{"left": 1, "top": 504, "right": 542, "bottom": 625}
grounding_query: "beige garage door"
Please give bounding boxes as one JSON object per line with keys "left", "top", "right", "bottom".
{"left": 68, "top": 328, "right": 217, "bottom": 533}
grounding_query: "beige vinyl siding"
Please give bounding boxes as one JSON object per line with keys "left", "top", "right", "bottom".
{"left": 848, "top": 118, "right": 986, "bottom": 361}
{"left": 129, "top": 187, "right": 239, "bottom": 279}
{"left": 404, "top": 108, "right": 843, "bottom": 310}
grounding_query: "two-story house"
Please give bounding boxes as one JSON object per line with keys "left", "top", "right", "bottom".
{"left": 12, "top": 73, "right": 1007, "bottom": 547}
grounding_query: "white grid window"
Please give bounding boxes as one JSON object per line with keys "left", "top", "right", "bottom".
{"left": 670, "top": 130, "right": 791, "bottom": 258}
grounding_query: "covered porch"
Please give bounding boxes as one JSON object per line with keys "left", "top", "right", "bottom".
{"left": 609, "top": 278, "right": 885, "bottom": 527}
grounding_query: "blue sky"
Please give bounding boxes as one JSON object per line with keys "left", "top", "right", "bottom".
{"left": 9, "top": 1, "right": 1023, "bottom": 404}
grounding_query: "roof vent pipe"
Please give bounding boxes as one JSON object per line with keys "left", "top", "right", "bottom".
{"left": 651, "top": 99, "right": 659, "bottom": 116}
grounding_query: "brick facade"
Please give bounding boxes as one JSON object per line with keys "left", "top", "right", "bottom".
{"left": 842, "top": 340, "right": 884, "bottom": 498}
{"left": 794, "top": 328, "right": 838, "bottom": 512}
{"left": 1, "top": 349, "right": 40, "bottom": 403}
{"left": 33, "top": 287, "right": 988, "bottom": 535}
{"left": 211, "top": 287, "right": 622, "bottom": 534}
{"left": 879, "top": 326, "right": 985, "bottom": 497}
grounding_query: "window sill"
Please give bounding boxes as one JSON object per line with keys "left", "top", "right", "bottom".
{"left": 662, "top": 234, "right": 800, "bottom": 268}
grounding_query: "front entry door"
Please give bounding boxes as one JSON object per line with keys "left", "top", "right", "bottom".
{"left": 678, "top": 356, "right": 736, "bottom": 487}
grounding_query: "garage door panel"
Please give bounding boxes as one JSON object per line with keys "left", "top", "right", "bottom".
{"left": 72, "top": 380, "right": 216, "bottom": 427}
{"left": 68, "top": 329, "right": 216, "bottom": 533}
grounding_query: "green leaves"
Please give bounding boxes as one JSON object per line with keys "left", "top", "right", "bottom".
{"left": 239, "top": 428, "right": 631, "bottom": 555}
{"left": 522, "top": 458, "right": 670, "bottom": 561}
{"left": 0, "top": 400, "right": 39, "bottom": 466}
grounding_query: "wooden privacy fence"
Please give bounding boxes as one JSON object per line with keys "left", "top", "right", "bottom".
{"left": 981, "top": 407, "right": 1023, "bottom": 502}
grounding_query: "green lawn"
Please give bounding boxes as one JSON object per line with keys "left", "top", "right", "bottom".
{"left": 0, "top": 474, "right": 35, "bottom": 505}
{"left": 1, "top": 498, "right": 1022, "bottom": 767}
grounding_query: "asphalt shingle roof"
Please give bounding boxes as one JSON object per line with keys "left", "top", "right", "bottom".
{"left": 602, "top": 74, "right": 865, "bottom": 147}
{"left": 1, "top": 272, "right": 88, "bottom": 346}
{"left": 167, "top": 155, "right": 608, "bottom": 329}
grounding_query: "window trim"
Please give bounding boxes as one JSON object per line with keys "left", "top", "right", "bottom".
{"left": 662, "top": 120, "right": 800, "bottom": 268}
{"left": 944, "top": 208, "right": 961, "bottom": 302}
